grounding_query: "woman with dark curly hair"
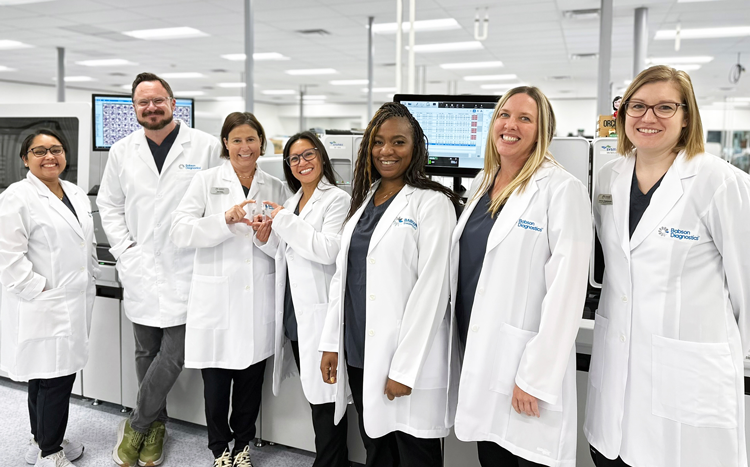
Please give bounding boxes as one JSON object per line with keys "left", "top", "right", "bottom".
{"left": 319, "top": 102, "right": 457, "bottom": 467}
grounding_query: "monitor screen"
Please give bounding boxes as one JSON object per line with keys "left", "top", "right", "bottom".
{"left": 394, "top": 94, "right": 499, "bottom": 177}
{"left": 92, "top": 94, "right": 194, "bottom": 151}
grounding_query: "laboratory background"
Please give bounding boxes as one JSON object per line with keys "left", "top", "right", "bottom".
{"left": 0, "top": 0, "right": 749, "bottom": 466}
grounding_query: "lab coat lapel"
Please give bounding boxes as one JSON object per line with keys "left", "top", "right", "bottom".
{"left": 160, "top": 123, "right": 190, "bottom": 174}
{"left": 285, "top": 188, "right": 304, "bottom": 212}
{"left": 134, "top": 132, "right": 160, "bottom": 177}
{"left": 452, "top": 195, "right": 482, "bottom": 248}
{"left": 299, "top": 182, "right": 327, "bottom": 221}
{"left": 219, "top": 161, "right": 247, "bottom": 204}
{"left": 367, "top": 184, "right": 416, "bottom": 255}
{"left": 485, "top": 167, "right": 545, "bottom": 253}
{"left": 27, "top": 173, "right": 84, "bottom": 240}
{"left": 629, "top": 152, "right": 696, "bottom": 250}
{"left": 610, "top": 156, "right": 633, "bottom": 257}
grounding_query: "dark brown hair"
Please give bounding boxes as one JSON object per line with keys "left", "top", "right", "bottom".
{"left": 347, "top": 102, "right": 459, "bottom": 221}
{"left": 220, "top": 112, "right": 267, "bottom": 159}
{"left": 131, "top": 72, "right": 174, "bottom": 100}
{"left": 19, "top": 128, "right": 68, "bottom": 160}
{"left": 282, "top": 131, "right": 338, "bottom": 192}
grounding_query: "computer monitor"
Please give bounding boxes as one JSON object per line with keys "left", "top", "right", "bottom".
{"left": 393, "top": 94, "right": 499, "bottom": 177}
{"left": 92, "top": 94, "right": 195, "bottom": 151}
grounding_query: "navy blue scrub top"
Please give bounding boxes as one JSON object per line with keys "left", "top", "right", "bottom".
{"left": 146, "top": 122, "right": 180, "bottom": 174}
{"left": 344, "top": 193, "right": 398, "bottom": 369}
{"left": 455, "top": 190, "right": 498, "bottom": 349}
{"left": 283, "top": 202, "right": 301, "bottom": 341}
{"left": 60, "top": 190, "right": 78, "bottom": 220}
{"left": 628, "top": 169, "right": 664, "bottom": 238}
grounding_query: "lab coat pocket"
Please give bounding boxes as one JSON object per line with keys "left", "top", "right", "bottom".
{"left": 116, "top": 246, "right": 143, "bottom": 302}
{"left": 186, "top": 275, "right": 230, "bottom": 330}
{"left": 413, "top": 319, "right": 449, "bottom": 390}
{"left": 18, "top": 286, "right": 71, "bottom": 343}
{"left": 588, "top": 313, "right": 609, "bottom": 390}
{"left": 651, "top": 335, "right": 738, "bottom": 429}
{"left": 489, "top": 323, "right": 537, "bottom": 396}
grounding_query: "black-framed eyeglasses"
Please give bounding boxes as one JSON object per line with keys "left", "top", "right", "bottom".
{"left": 27, "top": 145, "right": 64, "bottom": 157}
{"left": 286, "top": 148, "right": 318, "bottom": 166}
{"left": 623, "top": 101, "right": 686, "bottom": 119}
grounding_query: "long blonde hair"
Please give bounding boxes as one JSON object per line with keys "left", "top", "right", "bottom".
{"left": 474, "top": 86, "right": 557, "bottom": 216}
{"left": 616, "top": 65, "right": 704, "bottom": 159}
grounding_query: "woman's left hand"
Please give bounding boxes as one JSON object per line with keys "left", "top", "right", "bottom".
{"left": 254, "top": 218, "right": 273, "bottom": 242}
{"left": 512, "top": 384, "right": 540, "bottom": 418}
{"left": 384, "top": 378, "right": 412, "bottom": 401}
{"left": 262, "top": 200, "right": 284, "bottom": 219}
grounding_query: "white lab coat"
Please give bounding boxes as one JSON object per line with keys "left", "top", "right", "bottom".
{"left": 585, "top": 151, "right": 750, "bottom": 467}
{"left": 451, "top": 161, "right": 592, "bottom": 467}
{"left": 97, "top": 123, "right": 222, "bottom": 328}
{"left": 170, "top": 160, "right": 291, "bottom": 369}
{"left": 319, "top": 183, "right": 456, "bottom": 439}
{"left": 0, "top": 172, "right": 98, "bottom": 381}
{"left": 256, "top": 181, "right": 350, "bottom": 404}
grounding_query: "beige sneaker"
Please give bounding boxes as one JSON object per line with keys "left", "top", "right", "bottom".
{"left": 34, "top": 450, "right": 74, "bottom": 467}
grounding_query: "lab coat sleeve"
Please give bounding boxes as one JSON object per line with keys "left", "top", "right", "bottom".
{"left": 271, "top": 191, "right": 349, "bottom": 265}
{"left": 706, "top": 174, "right": 750, "bottom": 355}
{"left": 319, "top": 236, "right": 348, "bottom": 353}
{"left": 170, "top": 173, "right": 235, "bottom": 249}
{"left": 253, "top": 230, "right": 280, "bottom": 258}
{"left": 0, "top": 190, "right": 46, "bottom": 300}
{"left": 97, "top": 146, "right": 134, "bottom": 260}
{"left": 388, "top": 192, "right": 457, "bottom": 388}
{"left": 515, "top": 178, "right": 593, "bottom": 405}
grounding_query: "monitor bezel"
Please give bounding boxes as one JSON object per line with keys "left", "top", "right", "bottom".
{"left": 393, "top": 93, "right": 499, "bottom": 178}
{"left": 91, "top": 93, "right": 195, "bottom": 152}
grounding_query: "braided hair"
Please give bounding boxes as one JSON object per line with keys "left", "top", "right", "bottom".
{"left": 346, "top": 102, "right": 459, "bottom": 221}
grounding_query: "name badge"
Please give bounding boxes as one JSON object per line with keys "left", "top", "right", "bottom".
{"left": 598, "top": 194, "right": 613, "bottom": 205}
{"left": 211, "top": 187, "right": 229, "bottom": 195}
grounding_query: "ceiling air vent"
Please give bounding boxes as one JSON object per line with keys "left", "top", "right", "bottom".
{"left": 547, "top": 75, "right": 572, "bottom": 80}
{"left": 571, "top": 53, "right": 598, "bottom": 60}
{"left": 562, "top": 9, "right": 600, "bottom": 20}
{"left": 296, "top": 29, "right": 331, "bottom": 36}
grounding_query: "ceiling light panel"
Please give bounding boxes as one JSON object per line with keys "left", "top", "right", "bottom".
{"left": 160, "top": 72, "right": 204, "bottom": 79}
{"left": 0, "top": 0, "right": 54, "bottom": 4}
{"left": 76, "top": 59, "right": 137, "bottom": 67}
{"left": 372, "top": 18, "right": 460, "bottom": 34}
{"left": 285, "top": 68, "right": 338, "bottom": 75}
{"left": 464, "top": 74, "right": 518, "bottom": 81}
{"left": 647, "top": 56, "right": 713, "bottom": 64}
{"left": 655, "top": 26, "right": 750, "bottom": 40}
{"left": 408, "top": 41, "right": 484, "bottom": 53}
{"left": 262, "top": 90, "right": 296, "bottom": 95}
{"left": 220, "top": 53, "right": 290, "bottom": 61}
{"left": 174, "top": 91, "right": 205, "bottom": 97}
{"left": 0, "top": 40, "right": 33, "bottom": 50}
{"left": 361, "top": 87, "right": 397, "bottom": 93}
{"left": 0, "top": 65, "right": 17, "bottom": 72}
{"left": 440, "top": 61, "right": 503, "bottom": 70}
{"left": 52, "top": 76, "right": 96, "bottom": 82}
{"left": 330, "top": 79, "right": 369, "bottom": 85}
{"left": 123, "top": 27, "right": 208, "bottom": 40}
{"left": 481, "top": 83, "right": 526, "bottom": 89}
{"left": 218, "top": 83, "right": 246, "bottom": 88}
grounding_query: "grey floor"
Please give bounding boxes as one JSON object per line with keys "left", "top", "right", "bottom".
{"left": 0, "top": 378, "right": 314, "bottom": 467}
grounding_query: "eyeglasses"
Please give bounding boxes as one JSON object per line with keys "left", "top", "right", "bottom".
{"left": 286, "top": 148, "right": 318, "bottom": 166}
{"left": 27, "top": 145, "right": 64, "bottom": 157}
{"left": 134, "top": 96, "right": 172, "bottom": 108}
{"left": 623, "top": 101, "right": 686, "bottom": 119}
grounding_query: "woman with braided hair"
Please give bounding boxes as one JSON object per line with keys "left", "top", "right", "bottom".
{"left": 319, "top": 102, "right": 457, "bottom": 467}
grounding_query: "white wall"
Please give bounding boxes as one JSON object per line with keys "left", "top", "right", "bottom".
{"left": 549, "top": 99, "right": 598, "bottom": 137}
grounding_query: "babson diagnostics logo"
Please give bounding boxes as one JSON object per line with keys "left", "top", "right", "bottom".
{"left": 659, "top": 226, "right": 700, "bottom": 241}
{"left": 394, "top": 217, "right": 418, "bottom": 230}
{"left": 518, "top": 219, "right": 543, "bottom": 232}
{"left": 178, "top": 163, "right": 202, "bottom": 170}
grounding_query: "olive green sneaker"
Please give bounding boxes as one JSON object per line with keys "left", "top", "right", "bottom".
{"left": 137, "top": 421, "right": 167, "bottom": 466}
{"left": 112, "top": 419, "right": 145, "bottom": 467}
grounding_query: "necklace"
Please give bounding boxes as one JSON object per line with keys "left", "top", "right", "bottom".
{"left": 235, "top": 171, "right": 254, "bottom": 180}
{"left": 376, "top": 184, "right": 403, "bottom": 202}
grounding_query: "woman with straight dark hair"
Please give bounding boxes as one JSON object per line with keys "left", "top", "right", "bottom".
{"left": 586, "top": 65, "right": 750, "bottom": 467}
{"left": 254, "top": 131, "right": 351, "bottom": 467}
{"left": 319, "top": 102, "right": 457, "bottom": 467}
{"left": 0, "top": 128, "right": 98, "bottom": 467}
{"left": 170, "top": 112, "right": 290, "bottom": 467}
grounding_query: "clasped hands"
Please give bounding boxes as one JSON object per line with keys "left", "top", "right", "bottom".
{"left": 224, "top": 200, "right": 284, "bottom": 242}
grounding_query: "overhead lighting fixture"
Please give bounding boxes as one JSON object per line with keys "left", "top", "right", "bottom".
{"left": 215, "top": 96, "right": 244, "bottom": 101}
{"left": 0, "top": 65, "right": 17, "bottom": 72}
{"left": 713, "top": 101, "right": 750, "bottom": 106}
{"left": 174, "top": 91, "right": 205, "bottom": 97}
{"left": 298, "top": 95, "right": 327, "bottom": 100}
{"left": 301, "top": 100, "right": 326, "bottom": 105}
{"left": 52, "top": 76, "right": 96, "bottom": 82}
{"left": 408, "top": 41, "right": 484, "bottom": 53}
{"left": 0, "top": 40, "right": 33, "bottom": 50}
{"left": 361, "top": 87, "right": 397, "bottom": 93}
{"left": 647, "top": 56, "right": 713, "bottom": 64}
{"left": 729, "top": 97, "right": 750, "bottom": 102}
{"left": 677, "top": 0, "right": 722, "bottom": 3}
{"left": 76, "top": 59, "right": 137, "bottom": 67}
{"left": 220, "top": 52, "right": 290, "bottom": 61}
{"left": 655, "top": 26, "right": 750, "bottom": 40}
{"left": 481, "top": 83, "right": 525, "bottom": 89}
{"left": 658, "top": 64, "right": 702, "bottom": 71}
{"left": 120, "top": 84, "right": 131, "bottom": 90}
{"left": 440, "top": 61, "right": 503, "bottom": 70}
{"left": 372, "top": 18, "right": 460, "bottom": 34}
{"left": 123, "top": 27, "right": 209, "bottom": 40}
{"left": 562, "top": 9, "right": 600, "bottom": 20}
{"left": 159, "top": 72, "right": 204, "bottom": 79}
{"left": 217, "top": 82, "right": 246, "bottom": 88}
{"left": 0, "top": 0, "right": 54, "bottom": 4}
{"left": 285, "top": 68, "right": 338, "bottom": 75}
{"left": 262, "top": 89, "right": 296, "bottom": 95}
{"left": 330, "top": 79, "right": 369, "bottom": 85}
{"left": 464, "top": 74, "right": 518, "bottom": 81}
{"left": 571, "top": 53, "right": 598, "bottom": 60}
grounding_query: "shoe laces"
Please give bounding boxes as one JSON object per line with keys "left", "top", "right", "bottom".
{"left": 214, "top": 449, "right": 232, "bottom": 467}
{"left": 130, "top": 430, "right": 146, "bottom": 449}
{"left": 46, "top": 450, "right": 72, "bottom": 467}
{"left": 233, "top": 446, "right": 253, "bottom": 467}
{"left": 145, "top": 427, "right": 157, "bottom": 445}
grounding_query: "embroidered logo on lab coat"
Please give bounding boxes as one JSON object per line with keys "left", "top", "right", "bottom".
{"left": 659, "top": 226, "right": 700, "bottom": 241}
{"left": 178, "top": 163, "right": 202, "bottom": 170}
{"left": 517, "top": 219, "right": 543, "bottom": 232}
{"left": 393, "top": 217, "right": 418, "bottom": 230}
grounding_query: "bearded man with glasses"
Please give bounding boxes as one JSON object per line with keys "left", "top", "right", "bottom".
{"left": 97, "top": 72, "right": 222, "bottom": 467}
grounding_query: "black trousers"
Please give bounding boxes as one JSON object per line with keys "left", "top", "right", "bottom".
{"left": 477, "top": 441, "right": 546, "bottom": 467}
{"left": 290, "top": 341, "right": 349, "bottom": 467}
{"left": 589, "top": 445, "right": 631, "bottom": 467}
{"left": 201, "top": 360, "right": 266, "bottom": 458}
{"left": 347, "top": 365, "right": 443, "bottom": 467}
{"left": 28, "top": 373, "right": 77, "bottom": 458}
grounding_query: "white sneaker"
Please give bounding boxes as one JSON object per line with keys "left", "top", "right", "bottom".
{"left": 232, "top": 446, "right": 254, "bottom": 467}
{"left": 34, "top": 450, "right": 74, "bottom": 467}
{"left": 26, "top": 439, "right": 84, "bottom": 464}
{"left": 213, "top": 449, "right": 232, "bottom": 467}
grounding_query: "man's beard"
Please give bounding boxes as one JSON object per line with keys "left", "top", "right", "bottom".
{"left": 138, "top": 110, "right": 173, "bottom": 131}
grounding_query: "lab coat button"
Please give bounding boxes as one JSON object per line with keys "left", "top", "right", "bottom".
{"left": 477, "top": 287, "right": 485, "bottom": 295}
{"left": 471, "top": 325, "right": 479, "bottom": 332}
{"left": 369, "top": 294, "right": 375, "bottom": 301}
{"left": 80, "top": 267, "right": 85, "bottom": 272}
{"left": 245, "top": 259, "right": 251, "bottom": 263}
{"left": 156, "top": 222, "right": 161, "bottom": 228}
{"left": 620, "top": 334, "right": 626, "bottom": 342}
{"left": 292, "top": 283, "right": 298, "bottom": 288}
{"left": 368, "top": 257, "right": 375, "bottom": 264}
{"left": 79, "top": 290, "right": 84, "bottom": 295}
{"left": 80, "top": 242, "right": 85, "bottom": 247}
{"left": 155, "top": 251, "right": 161, "bottom": 257}
{"left": 621, "top": 295, "right": 628, "bottom": 303}
{"left": 368, "top": 330, "right": 375, "bottom": 337}
{"left": 245, "top": 285, "right": 250, "bottom": 291}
